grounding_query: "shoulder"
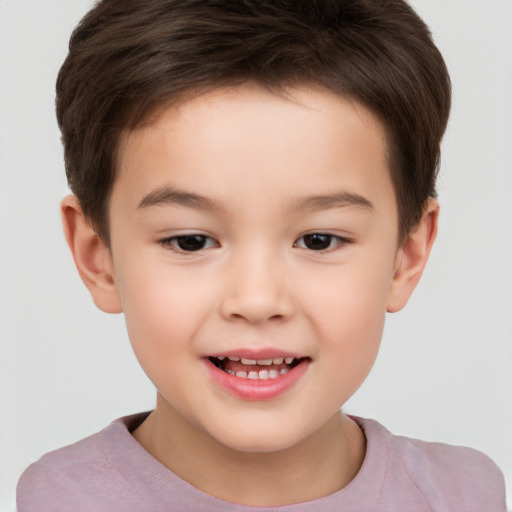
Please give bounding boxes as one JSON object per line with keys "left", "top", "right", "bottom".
{"left": 391, "top": 430, "right": 506, "bottom": 507}
{"left": 357, "top": 417, "right": 507, "bottom": 512}
{"left": 16, "top": 413, "right": 150, "bottom": 512}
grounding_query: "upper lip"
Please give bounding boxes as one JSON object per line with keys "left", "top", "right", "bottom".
{"left": 205, "top": 349, "right": 308, "bottom": 361}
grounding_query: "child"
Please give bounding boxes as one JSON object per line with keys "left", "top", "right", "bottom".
{"left": 16, "top": 0, "right": 507, "bottom": 510}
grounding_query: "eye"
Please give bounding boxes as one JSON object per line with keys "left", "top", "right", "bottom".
{"left": 159, "top": 234, "right": 217, "bottom": 252}
{"left": 294, "top": 233, "right": 348, "bottom": 251}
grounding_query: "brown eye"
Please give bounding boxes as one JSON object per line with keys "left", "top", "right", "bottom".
{"left": 302, "top": 234, "right": 333, "bottom": 250}
{"left": 160, "top": 234, "right": 217, "bottom": 252}
{"left": 295, "top": 233, "right": 348, "bottom": 251}
{"left": 175, "top": 235, "right": 209, "bottom": 251}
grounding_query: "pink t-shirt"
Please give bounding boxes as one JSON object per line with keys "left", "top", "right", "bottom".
{"left": 17, "top": 412, "right": 507, "bottom": 511}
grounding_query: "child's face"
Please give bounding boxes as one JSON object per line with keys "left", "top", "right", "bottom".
{"left": 101, "top": 84, "right": 414, "bottom": 452}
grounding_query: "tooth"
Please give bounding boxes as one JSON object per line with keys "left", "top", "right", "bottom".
{"left": 272, "top": 357, "right": 284, "bottom": 365}
{"left": 241, "top": 358, "right": 257, "bottom": 365}
{"left": 257, "top": 359, "right": 272, "bottom": 366}
{"left": 284, "top": 357, "right": 294, "bottom": 364}
{"left": 235, "top": 371, "right": 248, "bottom": 379}
{"left": 280, "top": 368, "right": 289, "bottom": 375}
{"left": 269, "top": 370, "right": 279, "bottom": 379}
{"left": 227, "top": 369, "right": 235, "bottom": 375}
{"left": 228, "top": 356, "right": 240, "bottom": 362}
{"left": 248, "top": 371, "right": 259, "bottom": 380}
{"left": 258, "top": 370, "right": 269, "bottom": 380}
{"left": 217, "top": 356, "right": 226, "bottom": 360}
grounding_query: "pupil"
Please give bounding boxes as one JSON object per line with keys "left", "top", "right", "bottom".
{"left": 177, "top": 235, "right": 206, "bottom": 251}
{"left": 304, "top": 234, "right": 331, "bottom": 250}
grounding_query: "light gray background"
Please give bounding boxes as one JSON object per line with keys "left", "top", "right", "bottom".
{"left": 1, "top": 1, "right": 511, "bottom": 510}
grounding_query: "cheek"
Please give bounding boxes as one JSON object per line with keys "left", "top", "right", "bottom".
{"left": 316, "top": 287, "right": 385, "bottom": 367}
{"left": 115, "top": 260, "right": 211, "bottom": 362}
{"left": 301, "top": 258, "right": 394, "bottom": 367}
{"left": 304, "top": 257, "right": 393, "bottom": 325}
{"left": 308, "top": 283, "right": 386, "bottom": 403}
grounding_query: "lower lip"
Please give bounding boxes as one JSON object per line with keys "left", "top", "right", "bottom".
{"left": 204, "top": 359, "right": 309, "bottom": 401}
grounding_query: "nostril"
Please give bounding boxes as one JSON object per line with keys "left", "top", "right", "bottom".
{"left": 225, "top": 309, "right": 288, "bottom": 324}
{"left": 219, "top": 274, "right": 295, "bottom": 324}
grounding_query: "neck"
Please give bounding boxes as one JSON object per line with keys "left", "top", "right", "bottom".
{"left": 132, "top": 395, "right": 366, "bottom": 507}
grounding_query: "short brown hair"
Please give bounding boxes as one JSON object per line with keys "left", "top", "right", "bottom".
{"left": 56, "top": 0, "right": 451, "bottom": 244}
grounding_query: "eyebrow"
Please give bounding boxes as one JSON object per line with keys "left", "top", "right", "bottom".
{"left": 287, "top": 192, "right": 374, "bottom": 213}
{"left": 138, "top": 186, "right": 219, "bottom": 211}
{"left": 138, "top": 186, "right": 373, "bottom": 214}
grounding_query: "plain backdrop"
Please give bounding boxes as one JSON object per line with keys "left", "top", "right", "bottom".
{"left": 1, "top": 1, "right": 511, "bottom": 510}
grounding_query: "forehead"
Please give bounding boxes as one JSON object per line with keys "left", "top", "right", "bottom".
{"left": 114, "top": 84, "right": 395, "bottom": 219}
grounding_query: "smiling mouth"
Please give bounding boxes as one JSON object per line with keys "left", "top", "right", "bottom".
{"left": 208, "top": 356, "right": 307, "bottom": 380}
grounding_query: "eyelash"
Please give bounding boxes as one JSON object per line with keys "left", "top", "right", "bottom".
{"left": 294, "top": 233, "right": 351, "bottom": 252}
{"left": 157, "top": 233, "right": 351, "bottom": 254}
{"left": 158, "top": 234, "right": 218, "bottom": 253}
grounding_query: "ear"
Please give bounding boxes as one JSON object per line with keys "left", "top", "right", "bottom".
{"left": 387, "top": 198, "right": 439, "bottom": 313}
{"left": 61, "top": 195, "right": 123, "bottom": 314}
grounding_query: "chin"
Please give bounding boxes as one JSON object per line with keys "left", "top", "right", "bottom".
{"left": 208, "top": 421, "right": 312, "bottom": 455}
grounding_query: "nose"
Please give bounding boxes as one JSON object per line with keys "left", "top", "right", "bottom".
{"left": 219, "top": 248, "right": 295, "bottom": 324}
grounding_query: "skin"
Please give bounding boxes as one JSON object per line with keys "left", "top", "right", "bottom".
{"left": 62, "top": 83, "right": 438, "bottom": 506}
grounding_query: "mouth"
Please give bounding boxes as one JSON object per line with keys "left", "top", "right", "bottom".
{"left": 208, "top": 355, "right": 308, "bottom": 381}
{"left": 204, "top": 352, "right": 311, "bottom": 400}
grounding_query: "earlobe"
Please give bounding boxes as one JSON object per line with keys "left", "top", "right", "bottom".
{"left": 386, "top": 198, "right": 439, "bottom": 313}
{"left": 61, "top": 195, "right": 123, "bottom": 314}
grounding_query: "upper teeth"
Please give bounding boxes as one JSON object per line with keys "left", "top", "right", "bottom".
{"left": 224, "top": 356, "right": 294, "bottom": 365}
